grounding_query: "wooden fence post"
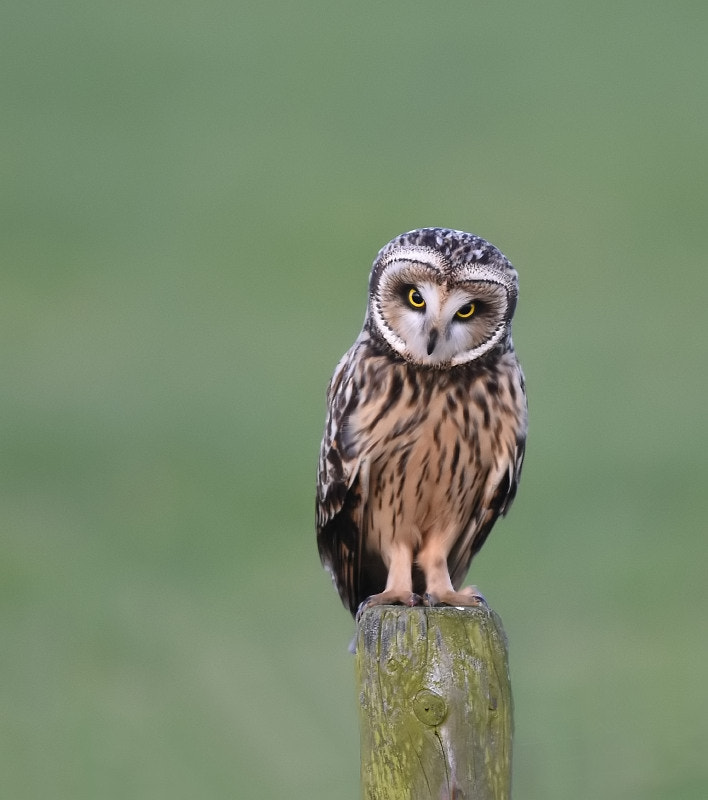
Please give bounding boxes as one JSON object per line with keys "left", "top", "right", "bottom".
{"left": 356, "top": 605, "right": 513, "bottom": 800}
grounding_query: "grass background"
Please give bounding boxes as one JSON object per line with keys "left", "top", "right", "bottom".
{"left": 2, "top": 1, "right": 707, "bottom": 797}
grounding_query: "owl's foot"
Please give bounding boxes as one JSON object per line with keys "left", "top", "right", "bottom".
{"left": 356, "top": 591, "right": 425, "bottom": 622}
{"left": 423, "top": 586, "right": 487, "bottom": 608}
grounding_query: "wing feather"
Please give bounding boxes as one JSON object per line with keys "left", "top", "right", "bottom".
{"left": 316, "top": 341, "right": 369, "bottom": 614}
{"left": 448, "top": 430, "right": 526, "bottom": 590}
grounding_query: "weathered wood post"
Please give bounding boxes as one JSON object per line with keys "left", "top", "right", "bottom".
{"left": 356, "top": 605, "right": 513, "bottom": 800}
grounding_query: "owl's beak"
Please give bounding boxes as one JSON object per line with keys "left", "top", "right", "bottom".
{"left": 426, "top": 328, "right": 438, "bottom": 355}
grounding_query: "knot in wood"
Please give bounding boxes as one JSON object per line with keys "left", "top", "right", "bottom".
{"left": 412, "top": 689, "right": 448, "bottom": 727}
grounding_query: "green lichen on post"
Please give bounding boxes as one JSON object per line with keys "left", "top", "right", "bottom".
{"left": 356, "top": 605, "right": 513, "bottom": 800}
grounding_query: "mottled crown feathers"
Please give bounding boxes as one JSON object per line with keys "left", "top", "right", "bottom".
{"left": 374, "top": 227, "right": 513, "bottom": 274}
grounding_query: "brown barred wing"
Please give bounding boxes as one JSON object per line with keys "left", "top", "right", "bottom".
{"left": 447, "top": 430, "right": 526, "bottom": 591}
{"left": 316, "top": 343, "right": 370, "bottom": 615}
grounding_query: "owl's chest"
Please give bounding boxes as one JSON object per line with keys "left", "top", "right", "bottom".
{"left": 354, "top": 373, "right": 498, "bottom": 534}
{"left": 356, "top": 368, "right": 494, "bottom": 460}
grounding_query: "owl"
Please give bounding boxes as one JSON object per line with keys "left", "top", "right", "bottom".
{"left": 316, "top": 228, "right": 527, "bottom": 618}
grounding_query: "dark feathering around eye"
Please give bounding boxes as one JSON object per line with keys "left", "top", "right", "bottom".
{"left": 407, "top": 287, "right": 425, "bottom": 309}
{"left": 455, "top": 301, "right": 476, "bottom": 319}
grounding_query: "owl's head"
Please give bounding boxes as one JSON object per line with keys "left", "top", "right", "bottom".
{"left": 365, "top": 228, "right": 519, "bottom": 368}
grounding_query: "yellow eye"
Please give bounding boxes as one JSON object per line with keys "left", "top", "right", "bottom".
{"left": 455, "top": 302, "right": 476, "bottom": 319}
{"left": 407, "top": 287, "right": 426, "bottom": 309}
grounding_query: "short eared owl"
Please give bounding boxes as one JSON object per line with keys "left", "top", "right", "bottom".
{"left": 316, "top": 228, "right": 527, "bottom": 617}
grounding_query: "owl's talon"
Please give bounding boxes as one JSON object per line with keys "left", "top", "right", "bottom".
{"left": 460, "top": 586, "right": 487, "bottom": 606}
{"left": 407, "top": 593, "right": 425, "bottom": 607}
{"left": 423, "top": 587, "right": 487, "bottom": 607}
{"left": 355, "top": 598, "right": 372, "bottom": 622}
{"left": 356, "top": 590, "right": 426, "bottom": 621}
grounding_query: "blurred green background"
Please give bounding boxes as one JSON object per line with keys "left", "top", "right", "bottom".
{"left": 2, "top": 1, "right": 707, "bottom": 798}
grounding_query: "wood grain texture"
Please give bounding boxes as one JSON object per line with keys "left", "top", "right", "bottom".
{"left": 356, "top": 605, "right": 512, "bottom": 800}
